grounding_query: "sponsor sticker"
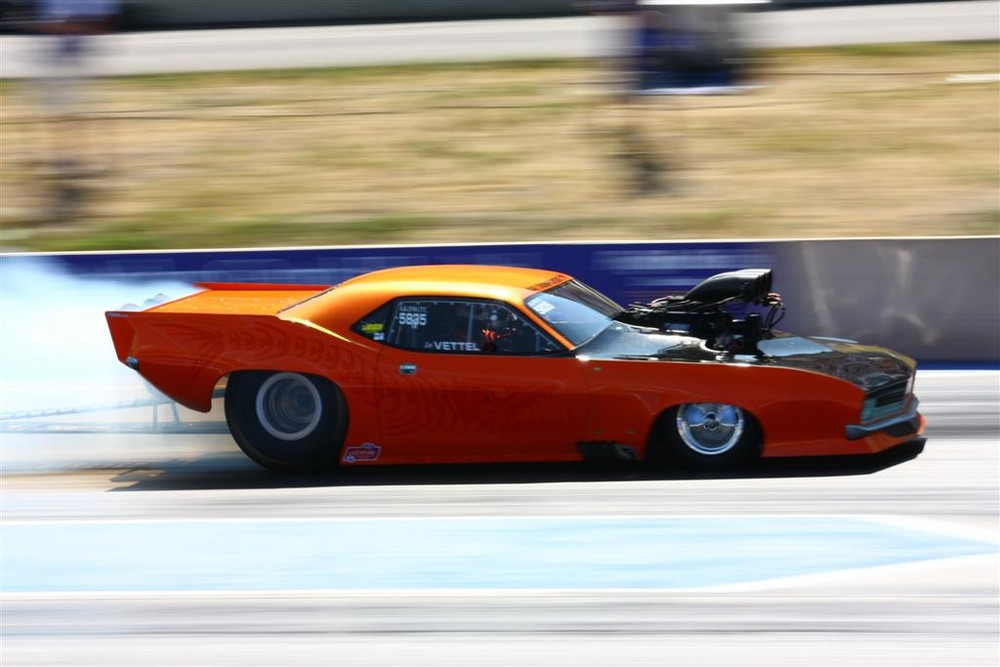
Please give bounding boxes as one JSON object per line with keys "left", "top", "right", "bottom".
{"left": 397, "top": 306, "right": 428, "bottom": 328}
{"left": 526, "top": 274, "right": 569, "bottom": 292}
{"left": 343, "top": 443, "right": 382, "bottom": 463}
{"left": 529, "top": 299, "right": 555, "bottom": 316}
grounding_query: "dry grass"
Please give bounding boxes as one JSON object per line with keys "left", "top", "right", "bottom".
{"left": 1, "top": 42, "right": 997, "bottom": 250}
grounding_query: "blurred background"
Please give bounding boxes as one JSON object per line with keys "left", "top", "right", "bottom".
{"left": 1, "top": 5, "right": 998, "bottom": 667}
{"left": 0, "top": 0, "right": 996, "bottom": 250}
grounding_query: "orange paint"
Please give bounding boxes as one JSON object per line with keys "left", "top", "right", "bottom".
{"left": 106, "top": 264, "right": 924, "bottom": 467}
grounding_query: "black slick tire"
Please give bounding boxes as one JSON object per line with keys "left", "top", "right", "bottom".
{"left": 224, "top": 371, "right": 346, "bottom": 472}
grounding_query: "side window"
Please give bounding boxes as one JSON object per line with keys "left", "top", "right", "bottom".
{"left": 352, "top": 302, "right": 393, "bottom": 342}
{"left": 385, "top": 298, "right": 562, "bottom": 355}
{"left": 385, "top": 299, "right": 477, "bottom": 353}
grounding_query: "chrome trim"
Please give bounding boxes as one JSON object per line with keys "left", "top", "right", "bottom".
{"left": 676, "top": 403, "right": 746, "bottom": 456}
{"left": 254, "top": 372, "right": 322, "bottom": 442}
{"left": 845, "top": 398, "right": 920, "bottom": 440}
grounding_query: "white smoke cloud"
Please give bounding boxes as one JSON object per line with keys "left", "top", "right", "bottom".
{"left": 0, "top": 256, "right": 197, "bottom": 418}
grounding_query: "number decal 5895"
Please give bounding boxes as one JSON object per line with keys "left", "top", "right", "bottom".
{"left": 399, "top": 312, "right": 427, "bottom": 328}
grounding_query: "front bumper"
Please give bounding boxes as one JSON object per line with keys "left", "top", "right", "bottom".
{"left": 845, "top": 398, "right": 922, "bottom": 441}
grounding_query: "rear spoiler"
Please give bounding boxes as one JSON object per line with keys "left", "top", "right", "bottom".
{"left": 105, "top": 282, "right": 334, "bottom": 367}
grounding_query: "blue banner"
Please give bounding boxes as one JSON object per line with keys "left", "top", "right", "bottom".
{"left": 3, "top": 237, "right": 996, "bottom": 364}
{"left": 6, "top": 241, "right": 773, "bottom": 308}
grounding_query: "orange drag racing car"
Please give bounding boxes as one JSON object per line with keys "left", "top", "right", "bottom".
{"left": 106, "top": 265, "right": 924, "bottom": 471}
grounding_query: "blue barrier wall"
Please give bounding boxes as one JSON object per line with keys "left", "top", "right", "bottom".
{"left": 3, "top": 237, "right": 996, "bottom": 364}
{"left": 9, "top": 241, "right": 773, "bottom": 306}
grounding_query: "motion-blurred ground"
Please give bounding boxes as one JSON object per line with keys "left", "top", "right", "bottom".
{"left": 2, "top": 42, "right": 997, "bottom": 250}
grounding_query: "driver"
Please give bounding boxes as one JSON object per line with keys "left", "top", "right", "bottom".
{"left": 478, "top": 306, "right": 517, "bottom": 353}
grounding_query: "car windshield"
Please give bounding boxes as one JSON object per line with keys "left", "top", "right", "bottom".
{"left": 524, "top": 280, "right": 623, "bottom": 347}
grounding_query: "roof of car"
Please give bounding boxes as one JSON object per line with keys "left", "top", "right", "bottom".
{"left": 338, "top": 264, "right": 572, "bottom": 299}
{"left": 282, "top": 265, "right": 575, "bottom": 332}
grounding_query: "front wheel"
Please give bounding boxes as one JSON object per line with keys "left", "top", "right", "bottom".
{"left": 649, "top": 403, "right": 762, "bottom": 468}
{"left": 225, "top": 371, "right": 346, "bottom": 472}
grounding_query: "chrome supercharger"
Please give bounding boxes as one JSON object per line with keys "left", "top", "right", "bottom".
{"left": 616, "top": 269, "right": 785, "bottom": 356}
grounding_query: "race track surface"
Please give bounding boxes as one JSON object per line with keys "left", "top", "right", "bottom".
{"left": 1, "top": 370, "right": 997, "bottom": 666}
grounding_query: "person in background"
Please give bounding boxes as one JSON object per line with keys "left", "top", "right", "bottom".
{"left": 34, "top": 0, "right": 120, "bottom": 221}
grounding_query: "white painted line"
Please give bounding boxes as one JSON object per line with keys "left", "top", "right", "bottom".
{"left": 863, "top": 513, "right": 1000, "bottom": 544}
{"left": 697, "top": 552, "right": 999, "bottom": 593}
{"left": 4, "top": 512, "right": 997, "bottom": 540}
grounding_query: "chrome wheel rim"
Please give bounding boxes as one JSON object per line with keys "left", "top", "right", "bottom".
{"left": 255, "top": 373, "right": 322, "bottom": 441}
{"left": 676, "top": 403, "right": 745, "bottom": 456}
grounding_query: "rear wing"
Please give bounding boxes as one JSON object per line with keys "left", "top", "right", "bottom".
{"left": 137, "top": 282, "right": 331, "bottom": 315}
{"left": 105, "top": 282, "right": 332, "bottom": 384}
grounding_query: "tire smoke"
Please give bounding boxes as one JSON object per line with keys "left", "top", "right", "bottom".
{"left": 1, "top": 256, "right": 200, "bottom": 468}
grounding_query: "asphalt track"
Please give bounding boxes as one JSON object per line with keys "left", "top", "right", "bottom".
{"left": 1, "top": 1, "right": 997, "bottom": 78}
{"left": 2, "top": 5, "right": 996, "bottom": 662}
{"left": 1, "top": 370, "right": 997, "bottom": 666}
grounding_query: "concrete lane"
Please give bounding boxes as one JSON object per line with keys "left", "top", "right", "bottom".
{"left": 3, "top": 438, "right": 998, "bottom": 667}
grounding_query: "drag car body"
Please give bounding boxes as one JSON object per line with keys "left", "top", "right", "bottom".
{"left": 106, "top": 265, "right": 924, "bottom": 471}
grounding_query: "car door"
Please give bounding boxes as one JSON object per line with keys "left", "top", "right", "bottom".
{"left": 369, "top": 297, "right": 589, "bottom": 463}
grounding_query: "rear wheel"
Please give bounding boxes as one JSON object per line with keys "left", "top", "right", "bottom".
{"left": 649, "top": 403, "right": 762, "bottom": 468}
{"left": 225, "top": 371, "right": 346, "bottom": 472}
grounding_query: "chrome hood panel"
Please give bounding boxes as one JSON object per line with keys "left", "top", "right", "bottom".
{"left": 756, "top": 333, "right": 916, "bottom": 391}
{"left": 582, "top": 325, "right": 915, "bottom": 392}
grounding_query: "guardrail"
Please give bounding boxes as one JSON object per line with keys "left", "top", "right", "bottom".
{"left": 5, "top": 1, "right": 953, "bottom": 33}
